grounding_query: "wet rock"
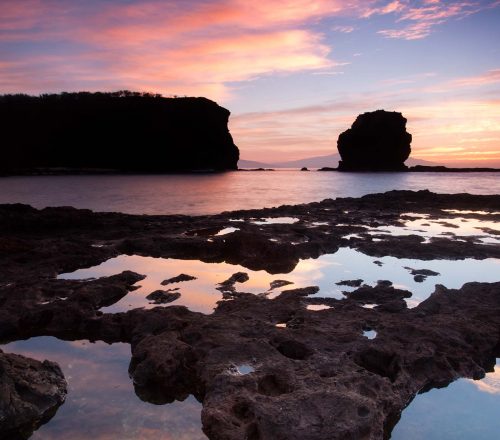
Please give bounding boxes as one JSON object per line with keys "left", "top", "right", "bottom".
{"left": 345, "top": 283, "right": 411, "bottom": 309}
{"left": 336, "top": 279, "right": 363, "bottom": 287}
{"left": 1, "top": 191, "right": 500, "bottom": 439}
{"left": 0, "top": 351, "right": 67, "bottom": 439}
{"left": 404, "top": 267, "right": 440, "bottom": 283}
{"left": 337, "top": 110, "right": 412, "bottom": 171}
{"left": 146, "top": 289, "right": 181, "bottom": 304}
{"left": 161, "top": 274, "right": 197, "bottom": 285}
{"left": 217, "top": 272, "right": 249, "bottom": 293}
{"left": 269, "top": 280, "right": 294, "bottom": 290}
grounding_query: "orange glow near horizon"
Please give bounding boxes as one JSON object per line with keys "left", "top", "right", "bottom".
{"left": 0, "top": 0, "right": 499, "bottom": 167}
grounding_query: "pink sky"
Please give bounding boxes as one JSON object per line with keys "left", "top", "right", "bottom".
{"left": 1, "top": 0, "right": 499, "bottom": 166}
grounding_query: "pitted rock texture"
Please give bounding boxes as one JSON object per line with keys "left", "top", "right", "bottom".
{"left": 0, "top": 190, "right": 499, "bottom": 439}
{"left": 0, "top": 351, "right": 67, "bottom": 439}
{"left": 337, "top": 110, "right": 412, "bottom": 171}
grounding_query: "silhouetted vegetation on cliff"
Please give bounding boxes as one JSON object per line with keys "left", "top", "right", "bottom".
{"left": 0, "top": 91, "right": 239, "bottom": 174}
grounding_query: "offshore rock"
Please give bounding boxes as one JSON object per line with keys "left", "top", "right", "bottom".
{"left": 337, "top": 110, "right": 412, "bottom": 171}
{"left": 0, "top": 92, "right": 239, "bottom": 174}
{"left": 0, "top": 351, "right": 67, "bottom": 439}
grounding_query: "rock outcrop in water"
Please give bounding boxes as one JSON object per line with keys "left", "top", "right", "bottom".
{"left": 0, "top": 91, "right": 239, "bottom": 174}
{"left": 337, "top": 110, "right": 412, "bottom": 171}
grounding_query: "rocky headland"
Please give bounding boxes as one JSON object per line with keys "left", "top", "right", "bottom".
{"left": 0, "top": 190, "right": 499, "bottom": 439}
{"left": 0, "top": 92, "right": 239, "bottom": 175}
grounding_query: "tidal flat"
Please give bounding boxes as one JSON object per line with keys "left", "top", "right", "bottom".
{"left": 1, "top": 190, "right": 499, "bottom": 439}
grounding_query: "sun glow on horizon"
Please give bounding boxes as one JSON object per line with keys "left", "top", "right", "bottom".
{"left": 1, "top": 0, "right": 499, "bottom": 167}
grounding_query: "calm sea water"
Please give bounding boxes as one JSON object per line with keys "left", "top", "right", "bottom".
{"left": 1, "top": 171, "right": 499, "bottom": 214}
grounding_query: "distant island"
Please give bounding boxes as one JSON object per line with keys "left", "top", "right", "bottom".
{"left": 0, "top": 91, "right": 239, "bottom": 174}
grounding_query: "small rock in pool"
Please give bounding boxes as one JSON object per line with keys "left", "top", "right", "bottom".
{"left": 404, "top": 267, "right": 440, "bottom": 282}
{"left": 161, "top": 273, "right": 197, "bottom": 285}
{"left": 269, "top": 279, "right": 294, "bottom": 290}
{"left": 336, "top": 279, "right": 363, "bottom": 287}
{"left": 146, "top": 289, "right": 181, "bottom": 304}
{"left": 217, "top": 272, "right": 250, "bottom": 293}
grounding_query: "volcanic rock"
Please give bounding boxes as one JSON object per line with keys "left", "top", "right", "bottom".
{"left": 0, "top": 351, "right": 67, "bottom": 439}
{"left": 337, "top": 110, "right": 412, "bottom": 171}
{"left": 161, "top": 274, "right": 197, "bottom": 285}
{"left": 146, "top": 289, "right": 181, "bottom": 304}
{"left": 1, "top": 191, "right": 500, "bottom": 439}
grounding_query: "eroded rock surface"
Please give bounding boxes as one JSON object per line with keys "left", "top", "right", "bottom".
{"left": 146, "top": 289, "right": 181, "bottom": 304}
{"left": 0, "top": 190, "right": 499, "bottom": 439}
{"left": 0, "top": 351, "right": 67, "bottom": 439}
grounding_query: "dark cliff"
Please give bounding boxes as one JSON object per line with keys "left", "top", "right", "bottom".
{"left": 337, "top": 110, "right": 412, "bottom": 171}
{"left": 0, "top": 91, "right": 239, "bottom": 174}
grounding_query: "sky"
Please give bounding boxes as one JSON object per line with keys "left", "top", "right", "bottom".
{"left": 1, "top": 0, "right": 500, "bottom": 167}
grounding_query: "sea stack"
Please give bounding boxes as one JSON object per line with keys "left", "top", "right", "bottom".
{"left": 0, "top": 92, "right": 239, "bottom": 174}
{"left": 337, "top": 110, "right": 412, "bottom": 171}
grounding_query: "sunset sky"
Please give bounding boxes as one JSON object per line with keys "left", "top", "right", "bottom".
{"left": 1, "top": 0, "right": 500, "bottom": 166}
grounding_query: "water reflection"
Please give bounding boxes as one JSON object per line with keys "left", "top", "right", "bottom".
{"left": 2, "top": 337, "right": 206, "bottom": 440}
{"left": 59, "top": 248, "right": 500, "bottom": 312}
{"left": 1, "top": 172, "right": 499, "bottom": 215}
{"left": 368, "top": 214, "right": 500, "bottom": 244}
{"left": 391, "top": 360, "right": 500, "bottom": 440}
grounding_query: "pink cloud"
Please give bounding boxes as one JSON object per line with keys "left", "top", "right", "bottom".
{"left": 377, "top": 1, "right": 498, "bottom": 40}
{"left": 1, "top": 0, "right": 370, "bottom": 98}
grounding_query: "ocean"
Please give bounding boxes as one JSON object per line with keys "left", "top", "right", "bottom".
{"left": 1, "top": 171, "right": 499, "bottom": 215}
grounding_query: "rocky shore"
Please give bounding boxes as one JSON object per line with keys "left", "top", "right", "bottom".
{"left": 0, "top": 190, "right": 499, "bottom": 439}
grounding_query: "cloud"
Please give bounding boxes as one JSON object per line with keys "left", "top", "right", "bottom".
{"left": 332, "top": 25, "right": 355, "bottom": 33}
{"left": 448, "top": 69, "right": 500, "bottom": 88}
{"left": 0, "top": 0, "right": 369, "bottom": 99}
{"left": 377, "top": 1, "right": 499, "bottom": 40}
{"left": 232, "top": 90, "right": 500, "bottom": 166}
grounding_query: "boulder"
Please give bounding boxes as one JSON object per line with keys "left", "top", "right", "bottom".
{"left": 0, "top": 351, "right": 67, "bottom": 439}
{"left": 337, "top": 110, "right": 412, "bottom": 171}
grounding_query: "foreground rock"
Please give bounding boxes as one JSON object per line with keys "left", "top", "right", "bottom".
{"left": 0, "top": 190, "right": 499, "bottom": 439}
{"left": 0, "top": 92, "right": 239, "bottom": 174}
{"left": 146, "top": 289, "right": 181, "bottom": 304}
{"left": 0, "top": 351, "right": 67, "bottom": 439}
{"left": 337, "top": 110, "right": 412, "bottom": 171}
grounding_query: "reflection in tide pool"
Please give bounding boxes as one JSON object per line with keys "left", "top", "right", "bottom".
{"left": 2, "top": 337, "right": 206, "bottom": 440}
{"left": 371, "top": 214, "right": 500, "bottom": 244}
{"left": 59, "top": 248, "right": 500, "bottom": 313}
{"left": 391, "top": 360, "right": 500, "bottom": 440}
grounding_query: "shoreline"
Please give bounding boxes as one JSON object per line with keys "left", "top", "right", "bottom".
{"left": 1, "top": 165, "right": 500, "bottom": 177}
{"left": 1, "top": 190, "right": 499, "bottom": 439}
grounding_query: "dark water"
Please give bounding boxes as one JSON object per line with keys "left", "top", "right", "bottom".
{"left": 1, "top": 171, "right": 499, "bottom": 214}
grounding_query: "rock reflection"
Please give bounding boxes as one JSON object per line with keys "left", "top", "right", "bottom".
{"left": 2, "top": 337, "right": 206, "bottom": 440}
{"left": 58, "top": 247, "right": 500, "bottom": 313}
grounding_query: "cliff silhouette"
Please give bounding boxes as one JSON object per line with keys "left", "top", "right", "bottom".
{"left": 0, "top": 91, "right": 239, "bottom": 174}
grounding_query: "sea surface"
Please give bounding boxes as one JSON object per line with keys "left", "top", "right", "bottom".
{"left": 2, "top": 170, "right": 500, "bottom": 439}
{"left": 1, "top": 171, "right": 499, "bottom": 214}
